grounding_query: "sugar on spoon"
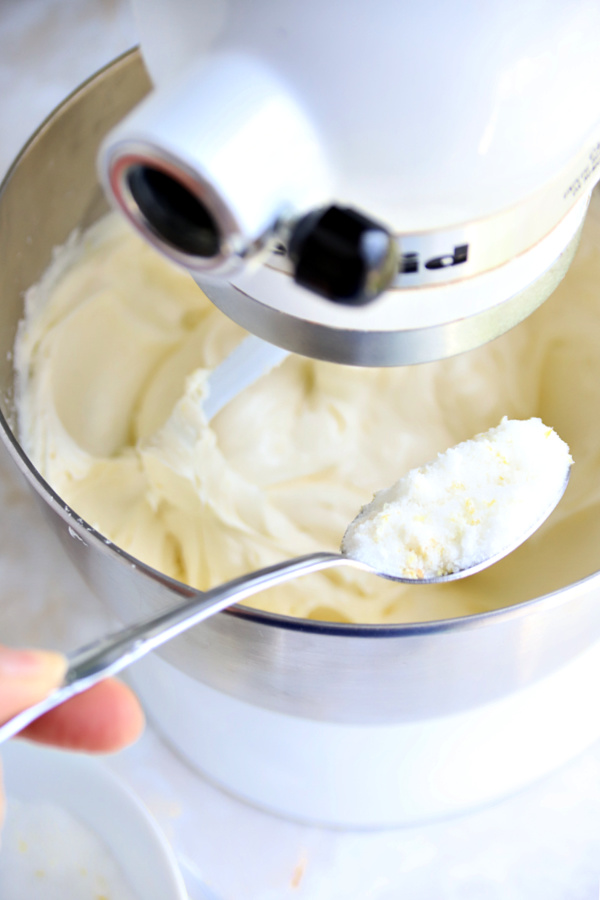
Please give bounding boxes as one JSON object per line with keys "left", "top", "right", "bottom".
{"left": 0, "top": 417, "right": 571, "bottom": 743}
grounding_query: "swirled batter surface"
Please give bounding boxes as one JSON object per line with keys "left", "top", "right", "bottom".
{"left": 15, "top": 194, "right": 600, "bottom": 623}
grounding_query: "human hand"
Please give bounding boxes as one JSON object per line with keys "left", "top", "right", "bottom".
{"left": 0, "top": 644, "right": 144, "bottom": 825}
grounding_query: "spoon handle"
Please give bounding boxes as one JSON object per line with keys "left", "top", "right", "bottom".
{"left": 0, "top": 552, "right": 351, "bottom": 744}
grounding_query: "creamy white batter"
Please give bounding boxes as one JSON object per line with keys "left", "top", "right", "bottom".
{"left": 15, "top": 192, "right": 600, "bottom": 623}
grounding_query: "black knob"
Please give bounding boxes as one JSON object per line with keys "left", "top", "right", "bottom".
{"left": 288, "top": 205, "right": 398, "bottom": 305}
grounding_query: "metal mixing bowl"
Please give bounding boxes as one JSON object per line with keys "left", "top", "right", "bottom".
{"left": 2, "top": 50, "right": 600, "bottom": 826}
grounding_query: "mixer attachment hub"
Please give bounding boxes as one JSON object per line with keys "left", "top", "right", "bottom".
{"left": 126, "top": 165, "right": 221, "bottom": 259}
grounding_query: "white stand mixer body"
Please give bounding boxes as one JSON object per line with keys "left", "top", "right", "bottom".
{"left": 132, "top": 0, "right": 600, "bottom": 228}
{"left": 101, "top": 1, "right": 600, "bottom": 362}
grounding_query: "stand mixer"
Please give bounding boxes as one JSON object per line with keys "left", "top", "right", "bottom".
{"left": 4, "top": 2, "right": 600, "bottom": 828}
{"left": 100, "top": 0, "right": 600, "bottom": 366}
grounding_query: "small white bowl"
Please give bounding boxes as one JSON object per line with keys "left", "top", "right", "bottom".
{"left": 0, "top": 740, "right": 186, "bottom": 900}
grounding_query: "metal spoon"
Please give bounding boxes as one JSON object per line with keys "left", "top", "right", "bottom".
{"left": 0, "top": 465, "right": 570, "bottom": 744}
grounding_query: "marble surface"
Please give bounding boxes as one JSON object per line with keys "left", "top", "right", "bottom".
{"left": 1, "top": 1, "right": 600, "bottom": 897}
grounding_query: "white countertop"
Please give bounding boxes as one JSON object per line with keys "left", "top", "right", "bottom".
{"left": 1, "top": 2, "right": 600, "bottom": 897}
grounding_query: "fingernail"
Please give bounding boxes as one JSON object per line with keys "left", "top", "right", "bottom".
{"left": 0, "top": 646, "right": 67, "bottom": 681}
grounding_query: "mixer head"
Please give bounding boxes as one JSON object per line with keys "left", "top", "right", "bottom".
{"left": 99, "top": 0, "right": 600, "bottom": 366}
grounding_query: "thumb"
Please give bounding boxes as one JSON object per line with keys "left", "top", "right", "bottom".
{"left": 0, "top": 646, "right": 68, "bottom": 724}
